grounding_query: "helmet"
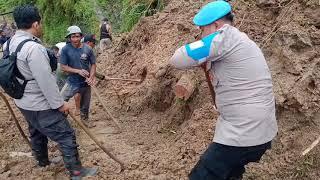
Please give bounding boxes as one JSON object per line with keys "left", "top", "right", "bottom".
{"left": 65, "top": 25, "right": 82, "bottom": 38}
{"left": 55, "top": 42, "right": 67, "bottom": 55}
{"left": 193, "top": 0, "right": 232, "bottom": 27}
{"left": 55, "top": 42, "right": 66, "bottom": 50}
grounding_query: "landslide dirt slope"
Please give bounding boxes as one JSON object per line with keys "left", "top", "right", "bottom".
{"left": 1, "top": 0, "right": 320, "bottom": 179}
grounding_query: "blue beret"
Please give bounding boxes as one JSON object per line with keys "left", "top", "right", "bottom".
{"left": 193, "top": 1, "right": 232, "bottom": 26}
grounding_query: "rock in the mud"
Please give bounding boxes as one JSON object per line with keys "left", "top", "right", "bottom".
{"left": 155, "top": 65, "right": 170, "bottom": 79}
{"left": 130, "top": 65, "right": 140, "bottom": 76}
{"left": 0, "top": 161, "right": 9, "bottom": 174}
{"left": 129, "top": 162, "right": 139, "bottom": 170}
{"left": 305, "top": 7, "right": 320, "bottom": 27}
{"left": 256, "top": 0, "right": 277, "bottom": 7}
{"left": 176, "top": 23, "right": 190, "bottom": 33}
{"left": 91, "top": 110, "right": 97, "bottom": 115}
{"left": 0, "top": 171, "right": 11, "bottom": 178}
{"left": 51, "top": 156, "right": 63, "bottom": 164}
{"left": 137, "top": 140, "right": 144, "bottom": 145}
{"left": 88, "top": 145, "right": 99, "bottom": 153}
{"left": 310, "top": 29, "right": 320, "bottom": 45}
{"left": 148, "top": 174, "right": 169, "bottom": 180}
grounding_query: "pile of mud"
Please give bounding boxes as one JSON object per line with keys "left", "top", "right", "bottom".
{"left": 1, "top": 0, "right": 320, "bottom": 179}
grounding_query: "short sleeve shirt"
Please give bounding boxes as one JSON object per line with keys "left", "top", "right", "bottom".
{"left": 60, "top": 43, "right": 96, "bottom": 85}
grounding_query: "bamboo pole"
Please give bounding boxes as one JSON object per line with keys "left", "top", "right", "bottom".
{"left": 302, "top": 136, "right": 320, "bottom": 156}
{"left": 92, "top": 86, "right": 122, "bottom": 132}
{"left": 69, "top": 113, "right": 125, "bottom": 171}
{"left": 0, "top": 92, "right": 31, "bottom": 149}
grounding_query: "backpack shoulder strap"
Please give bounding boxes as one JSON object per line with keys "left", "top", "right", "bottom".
{"left": 12, "top": 39, "right": 37, "bottom": 81}
{"left": 5, "top": 38, "right": 11, "bottom": 52}
{"left": 14, "top": 39, "right": 36, "bottom": 54}
{"left": 1, "top": 38, "right": 11, "bottom": 59}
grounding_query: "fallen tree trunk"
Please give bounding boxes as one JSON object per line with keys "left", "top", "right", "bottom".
{"left": 173, "top": 73, "right": 196, "bottom": 101}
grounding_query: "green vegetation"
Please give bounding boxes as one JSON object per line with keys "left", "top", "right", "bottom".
{"left": 0, "top": 0, "right": 164, "bottom": 44}
{"left": 98, "top": 0, "right": 164, "bottom": 32}
{"left": 120, "top": 0, "right": 164, "bottom": 32}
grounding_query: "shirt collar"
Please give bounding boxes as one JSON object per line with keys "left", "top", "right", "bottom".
{"left": 217, "top": 24, "right": 230, "bottom": 32}
{"left": 15, "top": 30, "right": 42, "bottom": 43}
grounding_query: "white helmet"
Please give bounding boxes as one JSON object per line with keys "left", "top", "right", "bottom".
{"left": 55, "top": 42, "right": 67, "bottom": 56}
{"left": 66, "top": 25, "right": 82, "bottom": 38}
{"left": 55, "top": 42, "right": 66, "bottom": 50}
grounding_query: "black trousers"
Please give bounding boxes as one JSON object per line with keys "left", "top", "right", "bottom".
{"left": 189, "top": 141, "right": 272, "bottom": 180}
{"left": 19, "top": 108, "right": 79, "bottom": 158}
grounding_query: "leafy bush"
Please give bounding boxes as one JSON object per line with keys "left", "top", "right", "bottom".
{"left": 97, "top": 0, "right": 164, "bottom": 33}
{"left": 0, "top": 0, "right": 164, "bottom": 44}
{"left": 0, "top": 0, "right": 99, "bottom": 44}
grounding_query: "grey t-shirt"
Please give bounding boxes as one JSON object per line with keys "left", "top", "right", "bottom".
{"left": 170, "top": 24, "right": 278, "bottom": 147}
{"left": 60, "top": 43, "right": 96, "bottom": 86}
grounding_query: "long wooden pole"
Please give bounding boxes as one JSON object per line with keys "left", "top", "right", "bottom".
{"left": 91, "top": 86, "right": 122, "bottom": 132}
{"left": 105, "top": 76, "right": 141, "bottom": 82}
{"left": 302, "top": 136, "right": 320, "bottom": 156}
{"left": 0, "top": 92, "right": 32, "bottom": 149}
{"left": 69, "top": 113, "right": 125, "bottom": 171}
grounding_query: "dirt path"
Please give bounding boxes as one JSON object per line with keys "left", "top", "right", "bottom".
{"left": 0, "top": 92, "right": 215, "bottom": 180}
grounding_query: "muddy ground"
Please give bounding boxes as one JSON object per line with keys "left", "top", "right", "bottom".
{"left": 1, "top": 0, "right": 320, "bottom": 179}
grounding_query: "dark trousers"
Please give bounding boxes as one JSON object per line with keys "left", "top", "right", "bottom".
{"left": 189, "top": 141, "right": 272, "bottom": 180}
{"left": 19, "top": 108, "right": 79, "bottom": 158}
{"left": 62, "top": 84, "right": 91, "bottom": 120}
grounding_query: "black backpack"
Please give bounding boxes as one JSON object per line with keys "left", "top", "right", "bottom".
{"left": 0, "top": 39, "right": 35, "bottom": 99}
{"left": 2, "top": 38, "right": 11, "bottom": 59}
{"left": 46, "top": 48, "right": 58, "bottom": 72}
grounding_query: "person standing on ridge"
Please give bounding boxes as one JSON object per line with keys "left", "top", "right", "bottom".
{"left": 99, "top": 18, "right": 112, "bottom": 53}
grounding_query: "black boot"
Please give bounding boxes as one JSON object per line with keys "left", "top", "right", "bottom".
{"left": 32, "top": 149, "right": 50, "bottom": 167}
{"left": 63, "top": 152, "right": 98, "bottom": 180}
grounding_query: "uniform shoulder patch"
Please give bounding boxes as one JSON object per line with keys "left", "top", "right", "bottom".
{"left": 189, "top": 40, "right": 205, "bottom": 50}
{"left": 185, "top": 32, "right": 220, "bottom": 61}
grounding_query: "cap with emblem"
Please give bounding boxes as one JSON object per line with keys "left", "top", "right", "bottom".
{"left": 65, "top": 25, "right": 82, "bottom": 38}
{"left": 193, "top": 0, "right": 232, "bottom": 27}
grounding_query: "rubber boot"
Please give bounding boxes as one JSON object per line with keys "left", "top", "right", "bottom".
{"left": 63, "top": 152, "right": 98, "bottom": 180}
{"left": 32, "top": 149, "right": 50, "bottom": 167}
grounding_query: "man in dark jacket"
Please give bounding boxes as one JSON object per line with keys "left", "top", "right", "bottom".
{"left": 99, "top": 18, "right": 112, "bottom": 52}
